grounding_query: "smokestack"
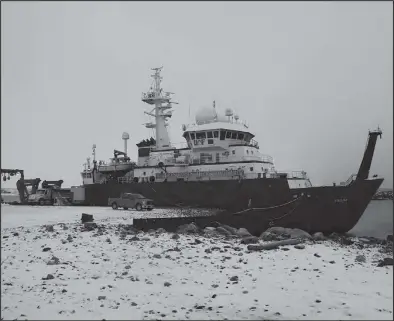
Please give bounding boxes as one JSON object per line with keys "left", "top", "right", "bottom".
{"left": 122, "top": 132, "right": 130, "bottom": 155}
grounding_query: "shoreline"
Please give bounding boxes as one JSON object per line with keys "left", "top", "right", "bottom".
{"left": 1, "top": 207, "right": 393, "bottom": 320}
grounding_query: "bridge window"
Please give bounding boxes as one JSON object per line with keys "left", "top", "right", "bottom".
{"left": 231, "top": 132, "right": 237, "bottom": 139}
{"left": 251, "top": 150, "right": 254, "bottom": 155}
{"left": 232, "top": 150, "right": 235, "bottom": 155}
{"left": 196, "top": 132, "right": 206, "bottom": 139}
{"left": 190, "top": 133, "right": 195, "bottom": 140}
{"left": 238, "top": 133, "right": 244, "bottom": 140}
{"left": 208, "top": 139, "right": 214, "bottom": 144}
{"left": 226, "top": 131, "right": 232, "bottom": 139}
{"left": 213, "top": 131, "right": 219, "bottom": 138}
{"left": 250, "top": 167, "right": 254, "bottom": 171}
{"left": 220, "top": 130, "right": 225, "bottom": 140}
{"left": 207, "top": 131, "right": 213, "bottom": 138}
{"left": 246, "top": 150, "right": 249, "bottom": 154}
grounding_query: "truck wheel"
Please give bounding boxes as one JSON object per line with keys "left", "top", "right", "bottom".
{"left": 112, "top": 202, "right": 118, "bottom": 210}
{"left": 135, "top": 203, "right": 142, "bottom": 211}
{"left": 147, "top": 208, "right": 153, "bottom": 211}
{"left": 39, "top": 199, "right": 45, "bottom": 206}
{"left": 123, "top": 207, "right": 128, "bottom": 210}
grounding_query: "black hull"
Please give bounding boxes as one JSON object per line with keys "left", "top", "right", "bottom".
{"left": 82, "top": 177, "right": 383, "bottom": 235}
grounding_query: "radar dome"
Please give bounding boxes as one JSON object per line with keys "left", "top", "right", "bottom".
{"left": 216, "top": 113, "right": 228, "bottom": 122}
{"left": 122, "top": 132, "right": 130, "bottom": 140}
{"left": 195, "top": 106, "right": 217, "bottom": 125}
{"left": 225, "top": 108, "right": 233, "bottom": 117}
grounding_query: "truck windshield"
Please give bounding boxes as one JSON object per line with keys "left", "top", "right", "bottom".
{"left": 36, "top": 190, "right": 45, "bottom": 195}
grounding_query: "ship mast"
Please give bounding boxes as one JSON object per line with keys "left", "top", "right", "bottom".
{"left": 141, "top": 67, "right": 176, "bottom": 150}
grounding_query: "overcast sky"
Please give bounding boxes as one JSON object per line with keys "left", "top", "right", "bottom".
{"left": 1, "top": 1, "right": 393, "bottom": 189}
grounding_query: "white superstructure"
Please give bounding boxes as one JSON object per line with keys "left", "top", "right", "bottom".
{"left": 81, "top": 67, "right": 312, "bottom": 189}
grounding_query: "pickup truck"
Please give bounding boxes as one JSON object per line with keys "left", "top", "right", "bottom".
{"left": 108, "top": 193, "right": 154, "bottom": 211}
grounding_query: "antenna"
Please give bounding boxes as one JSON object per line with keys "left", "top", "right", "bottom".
{"left": 92, "top": 144, "right": 96, "bottom": 162}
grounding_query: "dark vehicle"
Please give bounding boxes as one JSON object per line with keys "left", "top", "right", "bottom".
{"left": 108, "top": 193, "right": 154, "bottom": 211}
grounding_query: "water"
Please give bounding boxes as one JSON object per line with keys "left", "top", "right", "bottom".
{"left": 350, "top": 200, "right": 393, "bottom": 239}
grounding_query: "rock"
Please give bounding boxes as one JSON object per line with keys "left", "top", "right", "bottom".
{"left": 194, "top": 238, "right": 202, "bottom": 244}
{"left": 355, "top": 255, "right": 366, "bottom": 263}
{"left": 98, "top": 296, "right": 106, "bottom": 300}
{"left": 314, "top": 253, "right": 321, "bottom": 258}
{"left": 359, "top": 237, "right": 371, "bottom": 243}
{"left": 237, "top": 228, "right": 252, "bottom": 238}
{"left": 153, "top": 254, "right": 162, "bottom": 259}
{"left": 312, "top": 232, "right": 326, "bottom": 241}
{"left": 259, "top": 231, "right": 280, "bottom": 241}
{"left": 289, "top": 228, "right": 312, "bottom": 240}
{"left": 216, "top": 227, "right": 232, "bottom": 236}
{"left": 177, "top": 223, "right": 199, "bottom": 234}
{"left": 13, "top": 232, "right": 19, "bottom": 237}
{"left": 260, "top": 227, "right": 311, "bottom": 241}
{"left": 47, "top": 256, "right": 60, "bottom": 265}
{"left": 67, "top": 235, "right": 73, "bottom": 242}
{"left": 164, "top": 282, "right": 172, "bottom": 287}
{"left": 387, "top": 235, "right": 393, "bottom": 242}
{"left": 204, "top": 227, "right": 216, "bottom": 232}
{"left": 84, "top": 222, "right": 98, "bottom": 231}
{"left": 248, "top": 238, "right": 303, "bottom": 251}
{"left": 130, "top": 236, "right": 140, "bottom": 241}
{"left": 131, "top": 302, "right": 138, "bottom": 306}
{"left": 42, "top": 247, "right": 51, "bottom": 252}
{"left": 377, "top": 257, "right": 394, "bottom": 267}
{"left": 81, "top": 213, "right": 94, "bottom": 223}
{"left": 329, "top": 260, "right": 336, "bottom": 264}
{"left": 341, "top": 238, "right": 354, "bottom": 246}
{"left": 241, "top": 236, "right": 259, "bottom": 244}
{"left": 45, "top": 225, "right": 54, "bottom": 232}
{"left": 229, "top": 276, "right": 238, "bottom": 282}
{"left": 294, "top": 244, "right": 305, "bottom": 250}
{"left": 156, "top": 228, "right": 166, "bottom": 234}
{"left": 42, "top": 274, "right": 54, "bottom": 280}
{"left": 219, "top": 224, "right": 238, "bottom": 235}
{"left": 171, "top": 233, "right": 180, "bottom": 240}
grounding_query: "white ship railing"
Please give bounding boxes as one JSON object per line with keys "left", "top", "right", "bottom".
{"left": 155, "top": 168, "right": 244, "bottom": 180}
{"left": 282, "top": 171, "right": 309, "bottom": 179}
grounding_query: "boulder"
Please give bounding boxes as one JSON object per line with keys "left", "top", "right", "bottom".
{"left": 216, "top": 227, "right": 232, "bottom": 236}
{"left": 84, "top": 222, "right": 97, "bottom": 231}
{"left": 241, "top": 236, "right": 259, "bottom": 244}
{"left": 81, "top": 213, "right": 94, "bottom": 223}
{"left": 237, "top": 228, "right": 252, "bottom": 238}
{"left": 355, "top": 255, "right": 366, "bottom": 263}
{"left": 377, "top": 257, "right": 394, "bottom": 267}
{"left": 176, "top": 223, "right": 199, "bottom": 234}
{"left": 312, "top": 232, "right": 326, "bottom": 241}
{"left": 219, "top": 224, "right": 238, "bottom": 236}
{"left": 247, "top": 238, "right": 303, "bottom": 251}
{"left": 260, "top": 227, "right": 311, "bottom": 241}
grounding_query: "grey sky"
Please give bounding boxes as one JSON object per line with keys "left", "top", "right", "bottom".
{"left": 1, "top": 1, "right": 393, "bottom": 188}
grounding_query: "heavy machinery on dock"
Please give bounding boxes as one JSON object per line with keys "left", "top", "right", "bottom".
{"left": 1, "top": 169, "right": 71, "bottom": 205}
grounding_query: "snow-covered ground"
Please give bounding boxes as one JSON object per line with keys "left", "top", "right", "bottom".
{"left": 1, "top": 205, "right": 393, "bottom": 320}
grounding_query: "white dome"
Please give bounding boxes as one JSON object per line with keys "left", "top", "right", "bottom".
{"left": 195, "top": 106, "right": 217, "bottom": 125}
{"left": 216, "top": 113, "right": 228, "bottom": 122}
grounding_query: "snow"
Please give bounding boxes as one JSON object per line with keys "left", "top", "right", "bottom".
{"left": 1, "top": 205, "right": 393, "bottom": 320}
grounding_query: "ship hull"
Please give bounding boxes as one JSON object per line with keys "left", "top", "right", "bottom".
{"left": 82, "top": 177, "right": 383, "bottom": 235}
